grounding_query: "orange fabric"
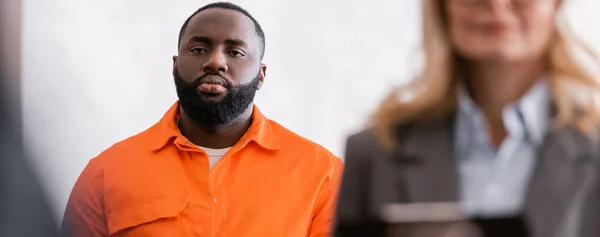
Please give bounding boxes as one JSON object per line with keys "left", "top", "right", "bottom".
{"left": 62, "top": 102, "right": 343, "bottom": 237}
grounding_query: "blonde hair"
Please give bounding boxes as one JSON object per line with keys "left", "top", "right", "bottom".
{"left": 371, "top": 0, "right": 600, "bottom": 150}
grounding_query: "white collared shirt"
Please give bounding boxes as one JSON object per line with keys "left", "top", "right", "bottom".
{"left": 454, "top": 79, "right": 551, "bottom": 217}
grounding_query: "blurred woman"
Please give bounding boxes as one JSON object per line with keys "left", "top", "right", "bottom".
{"left": 335, "top": 0, "right": 600, "bottom": 236}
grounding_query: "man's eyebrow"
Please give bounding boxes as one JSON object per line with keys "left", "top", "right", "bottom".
{"left": 224, "top": 39, "right": 247, "bottom": 47}
{"left": 187, "top": 37, "right": 247, "bottom": 48}
{"left": 188, "top": 36, "right": 212, "bottom": 45}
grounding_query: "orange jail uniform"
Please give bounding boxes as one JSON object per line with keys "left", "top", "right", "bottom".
{"left": 62, "top": 102, "right": 344, "bottom": 237}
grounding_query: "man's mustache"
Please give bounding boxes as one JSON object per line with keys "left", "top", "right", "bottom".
{"left": 193, "top": 71, "right": 232, "bottom": 88}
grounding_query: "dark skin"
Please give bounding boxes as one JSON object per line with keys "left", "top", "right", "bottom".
{"left": 173, "top": 8, "right": 267, "bottom": 148}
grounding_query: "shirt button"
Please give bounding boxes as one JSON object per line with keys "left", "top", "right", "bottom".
{"left": 214, "top": 198, "right": 217, "bottom": 203}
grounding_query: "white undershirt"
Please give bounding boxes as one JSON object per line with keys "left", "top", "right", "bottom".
{"left": 198, "top": 146, "right": 231, "bottom": 171}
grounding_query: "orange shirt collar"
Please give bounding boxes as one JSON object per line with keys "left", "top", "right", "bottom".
{"left": 150, "top": 101, "right": 281, "bottom": 151}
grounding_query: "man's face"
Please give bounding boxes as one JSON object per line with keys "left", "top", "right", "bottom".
{"left": 173, "top": 8, "right": 266, "bottom": 126}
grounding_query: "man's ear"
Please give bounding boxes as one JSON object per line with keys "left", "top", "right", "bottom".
{"left": 257, "top": 63, "right": 266, "bottom": 90}
{"left": 172, "top": 56, "right": 178, "bottom": 76}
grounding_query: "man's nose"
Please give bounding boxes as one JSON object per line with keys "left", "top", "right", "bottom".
{"left": 203, "top": 51, "right": 228, "bottom": 73}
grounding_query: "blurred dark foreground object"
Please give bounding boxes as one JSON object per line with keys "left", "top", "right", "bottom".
{"left": 0, "top": 53, "right": 60, "bottom": 235}
{"left": 386, "top": 217, "right": 528, "bottom": 237}
{"left": 1, "top": 0, "right": 60, "bottom": 235}
{"left": 336, "top": 202, "right": 528, "bottom": 237}
{"left": 0, "top": 94, "right": 60, "bottom": 236}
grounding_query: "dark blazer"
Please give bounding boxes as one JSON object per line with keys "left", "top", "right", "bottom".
{"left": 335, "top": 112, "right": 600, "bottom": 237}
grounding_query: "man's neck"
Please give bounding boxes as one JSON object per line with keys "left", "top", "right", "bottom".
{"left": 178, "top": 105, "right": 254, "bottom": 149}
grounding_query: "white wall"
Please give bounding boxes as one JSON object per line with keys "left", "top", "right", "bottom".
{"left": 21, "top": 0, "right": 600, "bottom": 221}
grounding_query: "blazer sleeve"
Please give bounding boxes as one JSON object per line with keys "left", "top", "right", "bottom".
{"left": 334, "top": 131, "right": 386, "bottom": 237}
{"left": 336, "top": 133, "right": 370, "bottom": 222}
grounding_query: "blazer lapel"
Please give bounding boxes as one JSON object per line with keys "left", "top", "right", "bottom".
{"left": 524, "top": 127, "right": 599, "bottom": 237}
{"left": 393, "top": 114, "right": 598, "bottom": 236}
{"left": 394, "top": 114, "right": 459, "bottom": 203}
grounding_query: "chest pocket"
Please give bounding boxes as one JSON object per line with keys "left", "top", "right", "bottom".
{"left": 106, "top": 197, "right": 187, "bottom": 237}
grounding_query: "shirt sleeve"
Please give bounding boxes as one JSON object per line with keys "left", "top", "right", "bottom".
{"left": 307, "top": 155, "right": 344, "bottom": 237}
{"left": 61, "top": 158, "right": 108, "bottom": 237}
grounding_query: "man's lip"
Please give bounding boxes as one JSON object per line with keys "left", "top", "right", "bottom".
{"left": 199, "top": 75, "right": 227, "bottom": 86}
{"left": 197, "top": 83, "right": 227, "bottom": 94}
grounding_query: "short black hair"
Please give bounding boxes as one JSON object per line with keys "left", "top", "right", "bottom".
{"left": 177, "top": 2, "right": 266, "bottom": 59}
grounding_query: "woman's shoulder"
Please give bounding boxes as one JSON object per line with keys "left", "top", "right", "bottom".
{"left": 344, "top": 126, "right": 410, "bottom": 160}
{"left": 347, "top": 129, "right": 377, "bottom": 146}
{"left": 347, "top": 122, "right": 420, "bottom": 147}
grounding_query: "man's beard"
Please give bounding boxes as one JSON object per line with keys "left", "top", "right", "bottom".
{"left": 174, "top": 70, "right": 260, "bottom": 128}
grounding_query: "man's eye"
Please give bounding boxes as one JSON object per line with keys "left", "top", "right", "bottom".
{"left": 190, "top": 48, "right": 207, "bottom": 53}
{"left": 229, "top": 51, "right": 245, "bottom": 57}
